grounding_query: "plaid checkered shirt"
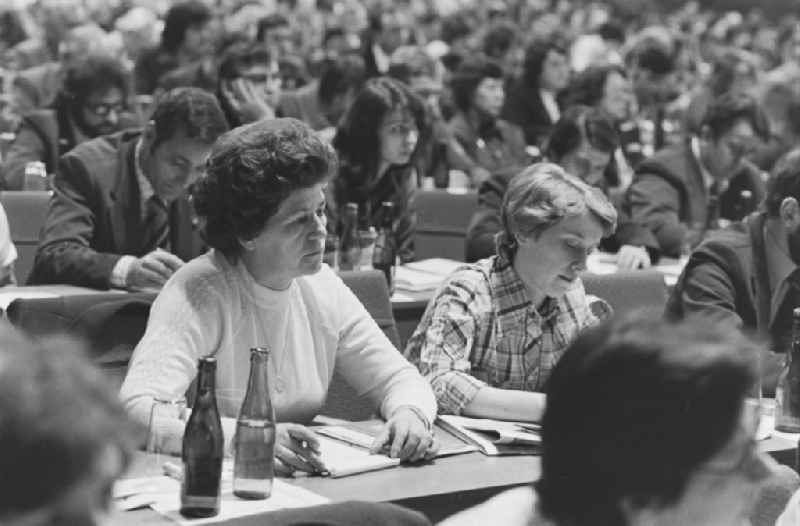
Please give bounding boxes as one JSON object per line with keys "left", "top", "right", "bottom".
{"left": 404, "top": 255, "right": 601, "bottom": 415}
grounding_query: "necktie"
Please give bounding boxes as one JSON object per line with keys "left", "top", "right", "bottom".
{"left": 706, "top": 181, "right": 720, "bottom": 231}
{"left": 142, "top": 195, "right": 170, "bottom": 253}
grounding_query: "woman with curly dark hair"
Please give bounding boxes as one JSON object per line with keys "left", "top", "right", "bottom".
{"left": 330, "top": 77, "right": 429, "bottom": 262}
{"left": 121, "top": 118, "right": 437, "bottom": 476}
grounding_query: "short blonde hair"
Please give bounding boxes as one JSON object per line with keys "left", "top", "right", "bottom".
{"left": 496, "top": 162, "right": 617, "bottom": 260}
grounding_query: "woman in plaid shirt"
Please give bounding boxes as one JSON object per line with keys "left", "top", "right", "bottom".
{"left": 405, "top": 163, "right": 617, "bottom": 422}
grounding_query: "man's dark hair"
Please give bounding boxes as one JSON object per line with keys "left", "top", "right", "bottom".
{"left": 440, "top": 13, "right": 472, "bottom": 45}
{"left": 631, "top": 43, "right": 675, "bottom": 76}
{"left": 160, "top": 0, "right": 212, "bottom": 53}
{"left": 482, "top": 21, "right": 517, "bottom": 60}
{"left": 597, "top": 21, "right": 625, "bottom": 44}
{"left": 522, "top": 37, "right": 567, "bottom": 88}
{"left": 449, "top": 55, "right": 505, "bottom": 113}
{"left": 256, "top": 13, "right": 290, "bottom": 43}
{"left": 764, "top": 148, "right": 800, "bottom": 217}
{"left": 318, "top": 54, "right": 366, "bottom": 106}
{"left": 217, "top": 41, "right": 273, "bottom": 82}
{"left": 150, "top": 87, "right": 229, "bottom": 149}
{"left": 537, "top": 315, "right": 758, "bottom": 525}
{"left": 701, "top": 91, "right": 770, "bottom": 141}
{"left": 545, "top": 105, "right": 619, "bottom": 161}
{"left": 0, "top": 325, "right": 139, "bottom": 518}
{"left": 562, "top": 64, "right": 628, "bottom": 110}
{"left": 193, "top": 118, "right": 336, "bottom": 259}
{"left": 322, "top": 26, "right": 346, "bottom": 47}
{"left": 61, "top": 54, "right": 131, "bottom": 107}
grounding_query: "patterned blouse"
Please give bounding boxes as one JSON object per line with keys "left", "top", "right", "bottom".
{"left": 404, "top": 255, "right": 601, "bottom": 414}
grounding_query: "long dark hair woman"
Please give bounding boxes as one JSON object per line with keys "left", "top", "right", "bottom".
{"left": 330, "top": 76, "right": 429, "bottom": 263}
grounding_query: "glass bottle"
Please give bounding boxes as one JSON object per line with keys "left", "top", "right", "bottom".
{"left": 372, "top": 201, "right": 397, "bottom": 293}
{"left": 337, "top": 203, "right": 361, "bottom": 271}
{"left": 233, "top": 347, "right": 276, "bottom": 500}
{"left": 181, "top": 357, "right": 223, "bottom": 518}
{"left": 24, "top": 161, "right": 49, "bottom": 191}
{"left": 776, "top": 308, "right": 800, "bottom": 432}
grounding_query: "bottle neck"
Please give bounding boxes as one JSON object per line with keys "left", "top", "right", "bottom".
{"left": 197, "top": 363, "right": 217, "bottom": 394}
{"left": 241, "top": 352, "right": 272, "bottom": 417}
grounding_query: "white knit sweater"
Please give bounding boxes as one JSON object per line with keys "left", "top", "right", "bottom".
{"left": 119, "top": 250, "right": 437, "bottom": 454}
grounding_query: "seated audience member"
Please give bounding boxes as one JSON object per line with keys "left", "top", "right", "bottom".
{"left": 0, "top": 325, "right": 138, "bottom": 526}
{"left": 665, "top": 148, "right": 800, "bottom": 393}
{"left": 482, "top": 21, "right": 522, "bottom": 79}
{"left": 120, "top": 118, "right": 437, "bottom": 473}
{"left": 440, "top": 315, "right": 782, "bottom": 526}
{"left": 466, "top": 106, "right": 657, "bottom": 269}
{"left": 501, "top": 38, "right": 570, "bottom": 148}
{"left": 134, "top": 1, "right": 215, "bottom": 95}
{"left": 447, "top": 56, "right": 528, "bottom": 186}
{"left": 562, "top": 64, "right": 643, "bottom": 180}
{"left": 623, "top": 92, "right": 770, "bottom": 258}
{"left": 361, "top": 9, "right": 412, "bottom": 78}
{"left": 27, "top": 88, "right": 228, "bottom": 290}
{"left": 330, "top": 77, "right": 429, "bottom": 263}
{"left": 405, "top": 163, "right": 616, "bottom": 422}
{"left": 0, "top": 325, "right": 431, "bottom": 526}
{"left": 216, "top": 41, "right": 282, "bottom": 128}
{"left": 2, "top": 54, "right": 136, "bottom": 190}
{"left": 388, "top": 46, "right": 481, "bottom": 188}
{"left": 9, "top": 23, "right": 110, "bottom": 117}
{"left": 278, "top": 53, "right": 366, "bottom": 133}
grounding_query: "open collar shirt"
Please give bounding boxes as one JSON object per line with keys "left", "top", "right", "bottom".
{"left": 403, "top": 255, "right": 600, "bottom": 415}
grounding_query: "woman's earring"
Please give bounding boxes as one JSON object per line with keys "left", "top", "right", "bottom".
{"left": 243, "top": 240, "right": 256, "bottom": 251}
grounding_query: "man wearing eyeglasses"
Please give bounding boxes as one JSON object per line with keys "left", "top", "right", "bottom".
{"left": 1, "top": 54, "right": 138, "bottom": 190}
{"left": 623, "top": 92, "right": 770, "bottom": 259}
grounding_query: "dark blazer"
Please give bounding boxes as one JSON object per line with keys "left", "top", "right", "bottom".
{"left": 1, "top": 106, "right": 140, "bottom": 190}
{"left": 465, "top": 167, "right": 661, "bottom": 263}
{"left": 448, "top": 112, "right": 528, "bottom": 177}
{"left": 500, "top": 79, "right": 558, "bottom": 147}
{"left": 28, "top": 130, "right": 204, "bottom": 289}
{"left": 623, "top": 139, "right": 765, "bottom": 258}
{"left": 665, "top": 213, "right": 783, "bottom": 392}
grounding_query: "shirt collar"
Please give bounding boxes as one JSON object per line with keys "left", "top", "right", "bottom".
{"left": 690, "top": 135, "right": 715, "bottom": 191}
{"left": 134, "top": 138, "right": 156, "bottom": 207}
{"left": 764, "top": 220, "right": 796, "bottom": 295}
{"left": 491, "top": 255, "right": 564, "bottom": 322}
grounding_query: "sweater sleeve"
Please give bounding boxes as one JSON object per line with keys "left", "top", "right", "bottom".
{"left": 119, "top": 266, "right": 226, "bottom": 454}
{"left": 331, "top": 272, "right": 437, "bottom": 423}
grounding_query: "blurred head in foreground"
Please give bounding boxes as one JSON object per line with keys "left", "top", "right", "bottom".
{"left": 0, "top": 324, "right": 138, "bottom": 526}
{"left": 538, "top": 315, "right": 776, "bottom": 526}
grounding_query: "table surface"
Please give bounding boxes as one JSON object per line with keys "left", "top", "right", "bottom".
{"left": 111, "top": 449, "right": 540, "bottom": 525}
{"left": 110, "top": 431, "right": 798, "bottom": 526}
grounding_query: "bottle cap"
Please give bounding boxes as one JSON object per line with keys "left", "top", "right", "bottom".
{"left": 249, "top": 347, "right": 270, "bottom": 356}
{"left": 793, "top": 307, "right": 800, "bottom": 318}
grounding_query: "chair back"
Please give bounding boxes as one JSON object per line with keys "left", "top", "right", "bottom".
{"left": 6, "top": 292, "right": 156, "bottom": 389}
{"left": 1, "top": 191, "right": 51, "bottom": 283}
{"left": 581, "top": 270, "right": 668, "bottom": 319}
{"left": 321, "top": 270, "right": 400, "bottom": 421}
{"left": 415, "top": 189, "right": 477, "bottom": 261}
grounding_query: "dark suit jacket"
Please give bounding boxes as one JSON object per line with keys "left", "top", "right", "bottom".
{"left": 28, "top": 130, "right": 204, "bottom": 289}
{"left": 664, "top": 213, "right": 783, "bottom": 393}
{"left": 500, "top": 79, "right": 558, "bottom": 147}
{"left": 465, "top": 167, "right": 661, "bottom": 263}
{"left": 623, "top": 140, "right": 765, "bottom": 258}
{"left": 448, "top": 112, "right": 528, "bottom": 177}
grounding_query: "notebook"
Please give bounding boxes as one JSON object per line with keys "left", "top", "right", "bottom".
{"left": 436, "top": 415, "right": 541, "bottom": 456}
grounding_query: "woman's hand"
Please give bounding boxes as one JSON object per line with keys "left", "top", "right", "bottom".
{"left": 617, "top": 245, "right": 652, "bottom": 270}
{"left": 273, "top": 423, "right": 327, "bottom": 476}
{"left": 370, "top": 407, "right": 438, "bottom": 462}
{"left": 220, "top": 78, "right": 276, "bottom": 122}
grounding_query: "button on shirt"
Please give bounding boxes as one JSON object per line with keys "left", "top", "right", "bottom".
{"left": 404, "top": 255, "right": 600, "bottom": 414}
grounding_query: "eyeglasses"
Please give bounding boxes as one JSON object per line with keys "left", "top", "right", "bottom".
{"left": 84, "top": 101, "right": 126, "bottom": 117}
